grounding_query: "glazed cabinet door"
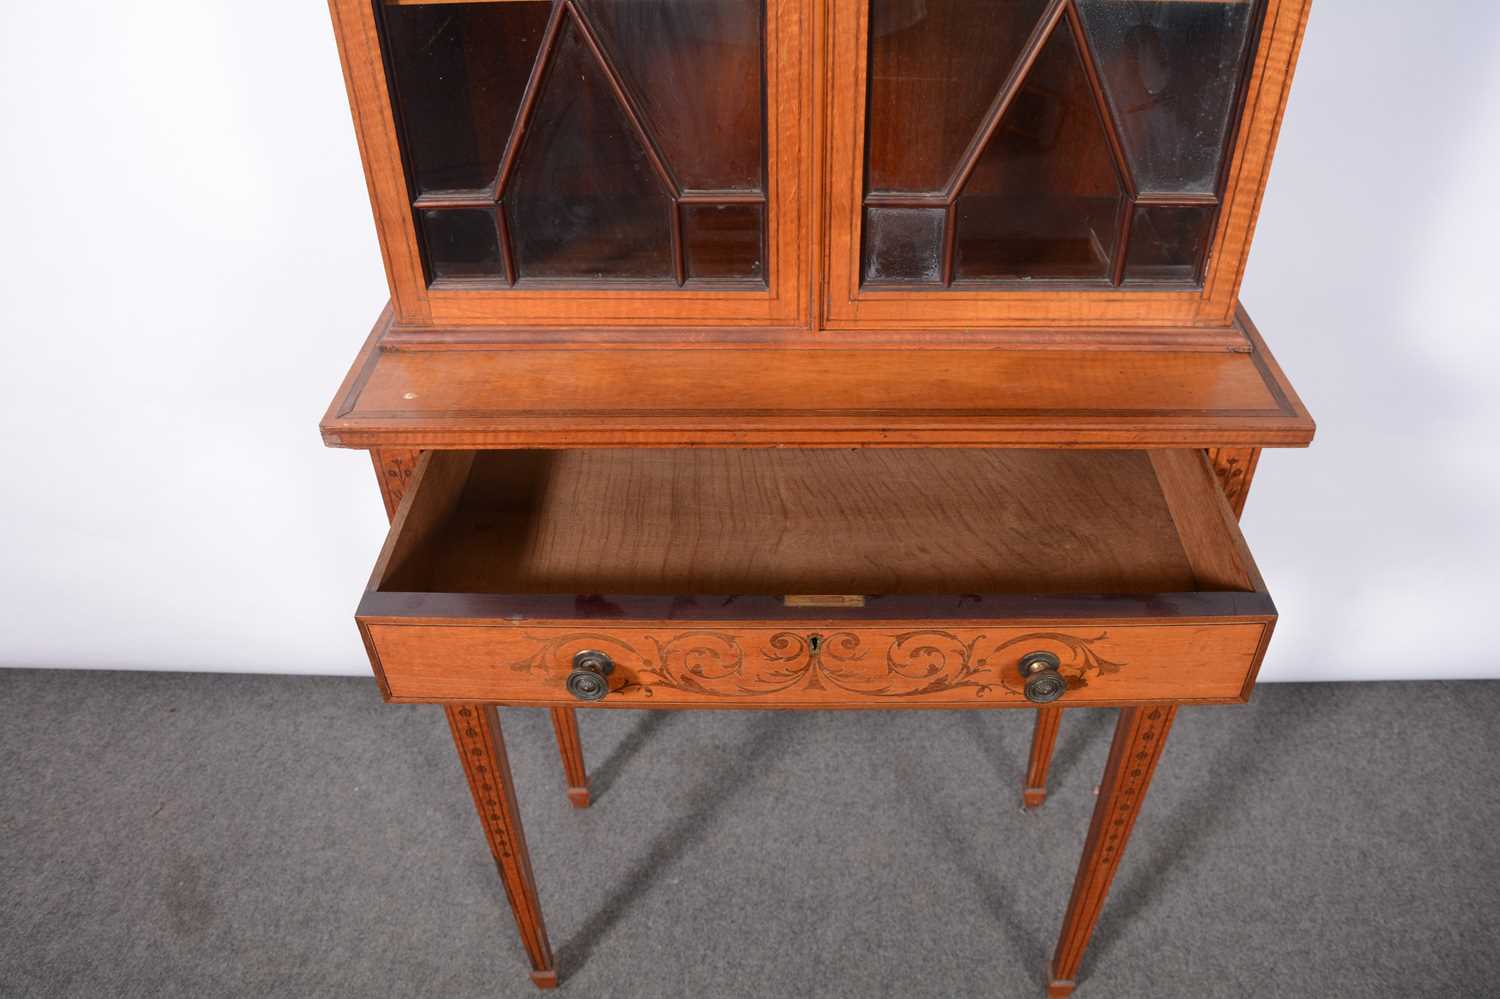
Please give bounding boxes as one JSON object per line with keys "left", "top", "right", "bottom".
{"left": 824, "top": 0, "right": 1311, "bottom": 329}
{"left": 329, "top": 0, "right": 812, "bottom": 326}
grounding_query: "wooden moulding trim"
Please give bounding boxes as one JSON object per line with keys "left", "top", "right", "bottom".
{"left": 327, "top": 427, "right": 1315, "bottom": 449}
{"left": 490, "top": 0, "right": 568, "bottom": 203}
{"left": 946, "top": 0, "right": 1068, "bottom": 199}
{"left": 1063, "top": 0, "right": 1137, "bottom": 202}
{"left": 1200, "top": 0, "right": 1314, "bottom": 322}
{"left": 326, "top": 0, "right": 430, "bottom": 321}
{"left": 320, "top": 305, "right": 1313, "bottom": 450}
{"left": 378, "top": 324, "right": 1252, "bottom": 352}
{"left": 396, "top": 693, "right": 1246, "bottom": 710}
{"left": 357, "top": 620, "right": 395, "bottom": 701}
{"left": 336, "top": 0, "right": 809, "bottom": 327}
{"left": 357, "top": 590, "right": 1276, "bottom": 625}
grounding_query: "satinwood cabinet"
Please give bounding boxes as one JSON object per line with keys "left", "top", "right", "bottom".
{"left": 321, "top": 0, "right": 1315, "bottom": 993}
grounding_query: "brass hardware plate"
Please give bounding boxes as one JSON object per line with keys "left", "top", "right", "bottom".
{"left": 783, "top": 594, "right": 866, "bottom": 608}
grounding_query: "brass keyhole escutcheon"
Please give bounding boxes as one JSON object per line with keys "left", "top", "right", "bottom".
{"left": 808, "top": 634, "right": 822, "bottom": 654}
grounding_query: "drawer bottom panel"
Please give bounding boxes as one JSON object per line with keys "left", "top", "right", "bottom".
{"left": 364, "top": 621, "right": 1272, "bottom": 707}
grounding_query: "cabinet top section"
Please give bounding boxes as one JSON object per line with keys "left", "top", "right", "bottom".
{"left": 327, "top": 0, "right": 1315, "bottom": 333}
{"left": 320, "top": 304, "right": 1313, "bottom": 450}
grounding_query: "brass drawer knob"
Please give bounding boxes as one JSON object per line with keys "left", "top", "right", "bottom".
{"left": 567, "top": 650, "right": 615, "bottom": 702}
{"left": 1019, "top": 651, "right": 1065, "bottom": 704}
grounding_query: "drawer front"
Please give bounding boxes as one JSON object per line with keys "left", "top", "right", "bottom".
{"left": 363, "top": 619, "right": 1272, "bottom": 708}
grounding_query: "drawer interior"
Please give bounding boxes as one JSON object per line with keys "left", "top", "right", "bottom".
{"left": 370, "top": 448, "right": 1260, "bottom": 601}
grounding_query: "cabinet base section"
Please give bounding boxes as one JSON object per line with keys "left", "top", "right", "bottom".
{"left": 362, "top": 617, "right": 1271, "bottom": 708}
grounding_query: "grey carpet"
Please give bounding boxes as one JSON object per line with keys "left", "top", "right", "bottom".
{"left": 0, "top": 670, "right": 1496, "bottom": 998}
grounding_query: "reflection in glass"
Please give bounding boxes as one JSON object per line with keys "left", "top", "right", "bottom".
{"left": 421, "top": 209, "right": 504, "bottom": 280}
{"left": 380, "top": 2, "right": 550, "bottom": 194}
{"left": 578, "top": 0, "right": 764, "bottom": 192}
{"left": 954, "top": 24, "right": 1123, "bottom": 281}
{"left": 1076, "top": 0, "right": 1258, "bottom": 194}
{"left": 507, "top": 20, "right": 675, "bottom": 281}
{"left": 683, "top": 204, "right": 765, "bottom": 282}
{"left": 866, "top": 0, "right": 1051, "bottom": 194}
{"left": 862, "top": 207, "right": 946, "bottom": 284}
{"left": 1122, "top": 204, "right": 1214, "bottom": 283}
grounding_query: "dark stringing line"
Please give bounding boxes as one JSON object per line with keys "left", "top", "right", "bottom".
{"left": 943, "top": 0, "right": 1068, "bottom": 201}
{"left": 490, "top": 0, "right": 568, "bottom": 202}
{"left": 564, "top": 0, "right": 682, "bottom": 199}
{"left": 560, "top": 0, "right": 687, "bottom": 284}
{"left": 1063, "top": 0, "right": 1136, "bottom": 201}
{"left": 940, "top": 202, "right": 958, "bottom": 286}
{"left": 1110, "top": 198, "right": 1134, "bottom": 287}
{"left": 495, "top": 205, "right": 517, "bottom": 286}
{"left": 934, "top": 0, "right": 1066, "bottom": 285}
{"left": 670, "top": 203, "right": 687, "bottom": 285}
{"left": 1063, "top": 0, "right": 1138, "bottom": 286}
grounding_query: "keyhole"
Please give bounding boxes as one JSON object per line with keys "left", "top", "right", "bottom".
{"left": 809, "top": 634, "right": 822, "bottom": 654}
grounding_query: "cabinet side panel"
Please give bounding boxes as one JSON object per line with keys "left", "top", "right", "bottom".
{"left": 327, "top": 0, "right": 431, "bottom": 322}
{"left": 1198, "top": 0, "right": 1314, "bottom": 322}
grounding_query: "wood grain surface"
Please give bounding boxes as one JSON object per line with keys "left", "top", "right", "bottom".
{"left": 443, "top": 704, "right": 556, "bottom": 988}
{"left": 357, "top": 446, "right": 1273, "bottom": 707}
{"left": 380, "top": 448, "right": 1201, "bottom": 596}
{"left": 1048, "top": 705, "right": 1177, "bottom": 995}
{"left": 1025, "top": 707, "right": 1064, "bottom": 808}
{"left": 369, "top": 621, "right": 1269, "bottom": 707}
{"left": 322, "top": 306, "right": 1312, "bottom": 450}
{"left": 547, "top": 707, "right": 590, "bottom": 808}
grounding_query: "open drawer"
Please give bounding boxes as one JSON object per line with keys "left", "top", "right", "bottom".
{"left": 356, "top": 449, "right": 1275, "bottom": 708}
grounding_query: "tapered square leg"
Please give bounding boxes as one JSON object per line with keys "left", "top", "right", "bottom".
{"left": 549, "top": 707, "right": 591, "bottom": 807}
{"left": 1024, "top": 706, "right": 1063, "bottom": 807}
{"left": 1048, "top": 705, "right": 1176, "bottom": 993}
{"left": 445, "top": 704, "right": 556, "bottom": 989}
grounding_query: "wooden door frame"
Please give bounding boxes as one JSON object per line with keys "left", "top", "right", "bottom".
{"left": 327, "top": 0, "right": 814, "bottom": 328}
{"left": 820, "top": 0, "right": 1314, "bottom": 331}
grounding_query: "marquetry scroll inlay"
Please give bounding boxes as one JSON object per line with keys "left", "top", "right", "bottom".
{"left": 504, "top": 629, "right": 1125, "bottom": 699}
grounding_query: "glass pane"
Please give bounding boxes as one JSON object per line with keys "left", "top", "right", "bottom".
{"left": 954, "top": 23, "right": 1123, "bottom": 281}
{"left": 683, "top": 204, "right": 765, "bottom": 282}
{"left": 421, "top": 209, "right": 503, "bottom": 280}
{"left": 507, "top": 18, "right": 675, "bottom": 281}
{"left": 1077, "top": 0, "right": 1258, "bottom": 194}
{"left": 862, "top": 207, "right": 945, "bottom": 283}
{"left": 1123, "top": 204, "right": 1214, "bottom": 283}
{"left": 380, "top": 2, "right": 551, "bottom": 194}
{"left": 866, "top": 0, "right": 1050, "bottom": 194}
{"left": 577, "top": 0, "right": 764, "bottom": 192}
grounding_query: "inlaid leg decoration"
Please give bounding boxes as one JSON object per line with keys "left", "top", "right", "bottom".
{"left": 1206, "top": 447, "right": 1261, "bottom": 519}
{"left": 445, "top": 704, "right": 558, "bottom": 990}
{"left": 549, "top": 707, "right": 591, "bottom": 807}
{"left": 370, "top": 447, "right": 422, "bottom": 520}
{"left": 1024, "top": 706, "right": 1064, "bottom": 808}
{"left": 1047, "top": 705, "right": 1177, "bottom": 997}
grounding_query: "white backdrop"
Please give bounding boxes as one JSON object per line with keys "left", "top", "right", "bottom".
{"left": 2, "top": 3, "right": 1497, "bottom": 681}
